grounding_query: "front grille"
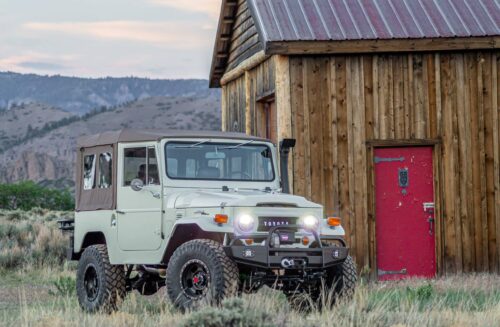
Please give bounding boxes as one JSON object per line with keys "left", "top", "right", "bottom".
{"left": 258, "top": 217, "right": 298, "bottom": 232}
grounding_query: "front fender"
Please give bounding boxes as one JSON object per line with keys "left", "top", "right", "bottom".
{"left": 161, "top": 222, "right": 227, "bottom": 264}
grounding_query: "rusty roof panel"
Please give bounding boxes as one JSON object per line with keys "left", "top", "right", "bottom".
{"left": 248, "top": 0, "right": 500, "bottom": 42}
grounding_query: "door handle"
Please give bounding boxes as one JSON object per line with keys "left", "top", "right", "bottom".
{"left": 427, "top": 217, "right": 435, "bottom": 235}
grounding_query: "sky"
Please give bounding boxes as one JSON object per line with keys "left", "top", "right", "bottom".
{"left": 0, "top": 0, "right": 221, "bottom": 79}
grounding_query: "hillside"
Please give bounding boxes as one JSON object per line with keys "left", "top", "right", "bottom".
{"left": 0, "top": 96, "right": 221, "bottom": 189}
{"left": 0, "top": 72, "right": 218, "bottom": 115}
{"left": 0, "top": 103, "right": 75, "bottom": 152}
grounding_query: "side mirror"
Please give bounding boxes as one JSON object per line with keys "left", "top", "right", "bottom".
{"left": 130, "top": 179, "right": 144, "bottom": 192}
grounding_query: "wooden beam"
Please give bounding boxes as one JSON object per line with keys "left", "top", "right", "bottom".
{"left": 366, "top": 138, "right": 441, "bottom": 147}
{"left": 275, "top": 55, "right": 293, "bottom": 191}
{"left": 266, "top": 37, "right": 500, "bottom": 55}
{"left": 245, "top": 71, "right": 251, "bottom": 135}
{"left": 221, "top": 87, "right": 227, "bottom": 131}
{"left": 220, "top": 50, "right": 269, "bottom": 85}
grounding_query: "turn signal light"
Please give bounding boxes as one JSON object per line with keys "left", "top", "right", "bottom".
{"left": 214, "top": 214, "right": 229, "bottom": 224}
{"left": 327, "top": 217, "right": 342, "bottom": 227}
{"left": 302, "top": 236, "right": 310, "bottom": 246}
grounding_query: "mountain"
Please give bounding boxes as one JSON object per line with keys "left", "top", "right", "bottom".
{"left": 0, "top": 72, "right": 218, "bottom": 115}
{"left": 0, "top": 96, "right": 221, "bottom": 190}
{"left": 0, "top": 103, "right": 76, "bottom": 152}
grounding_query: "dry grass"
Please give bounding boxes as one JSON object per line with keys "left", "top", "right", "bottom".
{"left": 0, "top": 209, "right": 71, "bottom": 269}
{"left": 1, "top": 210, "right": 499, "bottom": 326}
{"left": 0, "top": 274, "right": 498, "bottom": 327}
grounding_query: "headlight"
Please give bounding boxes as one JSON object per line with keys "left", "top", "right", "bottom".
{"left": 236, "top": 214, "right": 255, "bottom": 232}
{"left": 302, "top": 215, "right": 319, "bottom": 230}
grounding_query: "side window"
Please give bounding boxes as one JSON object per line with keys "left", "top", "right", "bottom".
{"left": 83, "top": 154, "right": 96, "bottom": 190}
{"left": 99, "top": 153, "right": 112, "bottom": 188}
{"left": 123, "top": 147, "right": 159, "bottom": 186}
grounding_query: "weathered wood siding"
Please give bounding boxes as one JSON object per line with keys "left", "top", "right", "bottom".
{"left": 226, "top": 0, "right": 263, "bottom": 72}
{"left": 287, "top": 52, "right": 500, "bottom": 274}
{"left": 222, "top": 57, "right": 275, "bottom": 133}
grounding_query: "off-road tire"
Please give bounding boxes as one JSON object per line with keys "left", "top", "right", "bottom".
{"left": 76, "top": 245, "right": 126, "bottom": 313}
{"left": 327, "top": 255, "right": 357, "bottom": 297}
{"left": 166, "top": 239, "right": 239, "bottom": 310}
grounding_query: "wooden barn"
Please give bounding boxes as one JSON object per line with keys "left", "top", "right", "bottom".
{"left": 209, "top": 0, "right": 500, "bottom": 278}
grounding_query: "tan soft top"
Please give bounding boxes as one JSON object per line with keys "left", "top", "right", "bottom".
{"left": 77, "top": 129, "right": 269, "bottom": 148}
{"left": 75, "top": 129, "right": 270, "bottom": 212}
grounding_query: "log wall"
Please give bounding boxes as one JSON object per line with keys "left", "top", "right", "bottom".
{"left": 287, "top": 52, "right": 500, "bottom": 274}
{"left": 222, "top": 56, "right": 275, "bottom": 133}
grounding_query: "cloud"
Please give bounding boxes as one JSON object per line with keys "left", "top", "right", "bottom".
{"left": 0, "top": 53, "right": 76, "bottom": 74}
{"left": 18, "top": 61, "right": 67, "bottom": 70}
{"left": 24, "top": 21, "right": 211, "bottom": 48}
{"left": 148, "top": 0, "right": 220, "bottom": 19}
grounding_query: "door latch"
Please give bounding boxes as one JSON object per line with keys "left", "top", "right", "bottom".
{"left": 374, "top": 156, "right": 405, "bottom": 164}
{"left": 423, "top": 203, "right": 435, "bottom": 235}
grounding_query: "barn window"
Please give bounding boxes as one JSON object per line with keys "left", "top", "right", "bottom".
{"left": 83, "top": 154, "right": 96, "bottom": 190}
{"left": 256, "top": 94, "right": 277, "bottom": 144}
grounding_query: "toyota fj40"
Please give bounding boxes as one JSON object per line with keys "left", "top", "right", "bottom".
{"left": 60, "top": 129, "right": 356, "bottom": 312}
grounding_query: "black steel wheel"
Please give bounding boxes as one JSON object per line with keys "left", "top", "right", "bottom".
{"left": 76, "top": 245, "right": 126, "bottom": 313}
{"left": 83, "top": 265, "right": 99, "bottom": 301}
{"left": 180, "top": 259, "right": 211, "bottom": 299}
{"left": 166, "top": 239, "right": 239, "bottom": 310}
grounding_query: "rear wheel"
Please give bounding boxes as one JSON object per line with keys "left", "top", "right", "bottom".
{"left": 76, "top": 245, "right": 126, "bottom": 313}
{"left": 166, "top": 239, "right": 239, "bottom": 310}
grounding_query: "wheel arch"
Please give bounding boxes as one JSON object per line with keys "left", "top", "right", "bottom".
{"left": 162, "top": 223, "right": 224, "bottom": 264}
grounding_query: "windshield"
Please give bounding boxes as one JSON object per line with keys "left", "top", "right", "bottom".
{"left": 165, "top": 141, "right": 275, "bottom": 182}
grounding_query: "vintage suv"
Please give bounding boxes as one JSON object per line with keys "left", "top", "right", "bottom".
{"left": 60, "top": 129, "right": 356, "bottom": 312}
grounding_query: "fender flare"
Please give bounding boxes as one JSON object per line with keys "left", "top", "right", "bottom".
{"left": 161, "top": 223, "right": 224, "bottom": 264}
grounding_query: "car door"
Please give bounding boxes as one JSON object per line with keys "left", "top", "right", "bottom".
{"left": 117, "top": 143, "right": 163, "bottom": 251}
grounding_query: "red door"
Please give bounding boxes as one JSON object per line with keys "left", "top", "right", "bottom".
{"left": 374, "top": 147, "right": 436, "bottom": 281}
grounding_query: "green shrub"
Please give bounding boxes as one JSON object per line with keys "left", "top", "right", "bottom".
{"left": 0, "top": 181, "right": 74, "bottom": 211}
{"left": 182, "top": 295, "right": 288, "bottom": 327}
{"left": 49, "top": 276, "right": 76, "bottom": 297}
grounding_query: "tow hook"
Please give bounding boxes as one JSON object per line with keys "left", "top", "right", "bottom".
{"left": 281, "top": 258, "right": 307, "bottom": 269}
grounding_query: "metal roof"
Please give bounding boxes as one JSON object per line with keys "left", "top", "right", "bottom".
{"left": 249, "top": 0, "right": 500, "bottom": 42}
{"left": 77, "top": 129, "right": 269, "bottom": 148}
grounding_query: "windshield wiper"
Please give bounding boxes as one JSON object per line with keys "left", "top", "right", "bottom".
{"left": 174, "top": 139, "right": 212, "bottom": 148}
{"left": 220, "top": 140, "right": 254, "bottom": 150}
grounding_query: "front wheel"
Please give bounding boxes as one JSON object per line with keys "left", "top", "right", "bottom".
{"left": 76, "top": 245, "right": 126, "bottom": 313}
{"left": 166, "top": 239, "right": 239, "bottom": 310}
{"left": 326, "top": 255, "right": 357, "bottom": 297}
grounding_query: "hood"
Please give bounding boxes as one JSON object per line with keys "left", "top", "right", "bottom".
{"left": 173, "top": 189, "right": 321, "bottom": 209}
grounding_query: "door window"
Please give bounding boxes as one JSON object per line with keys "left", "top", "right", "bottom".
{"left": 123, "top": 147, "right": 159, "bottom": 186}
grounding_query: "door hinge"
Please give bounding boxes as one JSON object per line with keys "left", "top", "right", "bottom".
{"left": 374, "top": 156, "right": 405, "bottom": 164}
{"left": 378, "top": 268, "right": 407, "bottom": 276}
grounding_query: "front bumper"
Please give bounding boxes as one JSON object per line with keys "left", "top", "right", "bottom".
{"left": 224, "top": 225, "right": 349, "bottom": 269}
